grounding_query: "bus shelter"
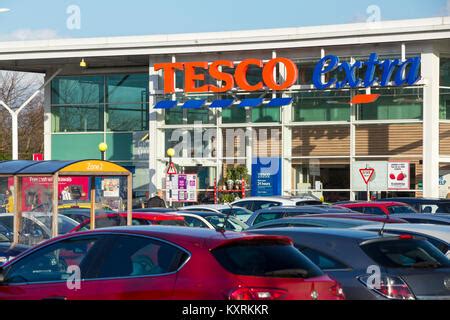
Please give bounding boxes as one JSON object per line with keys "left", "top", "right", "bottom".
{"left": 0, "top": 160, "right": 132, "bottom": 245}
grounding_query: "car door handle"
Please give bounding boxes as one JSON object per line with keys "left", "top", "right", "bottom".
{"left": 43, "top": 296, "right": 67, "bottom": 301}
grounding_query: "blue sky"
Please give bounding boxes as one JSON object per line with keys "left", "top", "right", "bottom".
{"left": 0, "top": 0, "right": 449, "bottom": 41}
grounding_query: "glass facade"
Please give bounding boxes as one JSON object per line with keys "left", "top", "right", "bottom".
{"left": 292, "top": 91, "right": 350, "bottom": 122}
{"left": 441, "top": 58, "right": 450, "bottom": 120}
{"left": 52, "top": 74, "right": 149, "bottom": 133}
{"left": 357, "top": 87, "right": 423, "bottom": 121}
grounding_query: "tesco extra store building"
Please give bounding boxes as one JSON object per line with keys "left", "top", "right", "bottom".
{"left": 0, "top": 17, "right": 449, "bottom": 202}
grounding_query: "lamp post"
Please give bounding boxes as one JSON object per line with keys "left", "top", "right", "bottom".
{"left": 167, "top": 148, "right": 176, "bottom": 208}
{"left": 99, "top": 142, "right": 108, "bottom": 161}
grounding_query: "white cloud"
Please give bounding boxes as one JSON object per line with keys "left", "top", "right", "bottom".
{"left": 0, "top": 28, "right": 60, "bottom": 41}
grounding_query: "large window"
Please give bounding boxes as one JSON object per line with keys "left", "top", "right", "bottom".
{"left": 357, "top": 87, "right": 423, "bottom": 121}
{"left": 292, "top": 91, "right": 350, "bottom": 122}
{"left": 440, "top": 58, "right": 450, "bottom": 120}
{"left": 52, "top": 74, "right": 149, "bottom": 133}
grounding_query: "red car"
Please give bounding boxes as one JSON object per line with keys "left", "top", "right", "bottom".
{"left": 335, "top": 201, "right": 417, "bottom": 216}
{"left": 70, "top": 212, "right": 186, "bottom": 233}
{"left": 0, "top": 226, "right": 345, "bottom": 300}
{"left": 306, "top": 213, "right": 408, "bottom": 224}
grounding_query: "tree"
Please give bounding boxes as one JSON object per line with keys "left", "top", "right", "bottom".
{"left": 0, "top": 71, "right": 44, "bottom": 160}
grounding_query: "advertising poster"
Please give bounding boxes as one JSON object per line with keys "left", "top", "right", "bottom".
{"left": 102, "top": 178, "right": 120, "bottom": 198}
{"left": 166, "top": 174, "right": 197, "bottom": 203}
{"left": 388, "top": 161, "right": 410, "bottom": 190}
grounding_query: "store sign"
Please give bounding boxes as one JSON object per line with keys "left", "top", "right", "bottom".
{"left": 251, "top": 157, "right": 282, "bottom": 197}
{"left": 154, "top": 53, "right": 421, "bottom": 95}
{"left": 387, "top": 161, "right": 410, "bottom": 191}
{"left": 166, "top": 174, "right": 197, "bottom": 203}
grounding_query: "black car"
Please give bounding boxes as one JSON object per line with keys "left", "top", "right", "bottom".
{"left": 249, "top": 227, "right": 450, "bottom": 300}
{"left": 249, "top": 216, "right": 380, "bottom": 230}
{"left": 381, "top": 198, "right": 450, "bottom": 214}
{"left": 246, "top": 205, "right": 356, "bottom": 226}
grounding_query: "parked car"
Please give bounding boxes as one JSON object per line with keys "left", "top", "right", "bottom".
{"left": 0, "top": 229, "right": 30, "bottom": 265}
{"left": 70, "top": 212, "right": 187, "bottom": 233}
{"left": 60, "top": 208, "right": 115, "bottom": 224}
{"left": 0, "top": 213, "right": 79, "bottom": 246}
{"left": 132, "top": 208, "right": 177, "bottom": 213}
{"left": 336, "top": 201, "right": 417, "bottom": 215}
{"left": 380, "top": 198, "right": 450, "bottom": 214}
{"left": 231, "top": 196, "right": 322, "bottom": 212}
{"left": 249, "top": 227, "right": 450, "bottom": 300}
{"left": 0, "top": 226, "right": 345, "bottom": 300}
{"left": 354, "top": 223, "right": 450, "bottom": 257}
{"left": 181, "top": 204, "right": 253, "bottom": 222}
{"left": 176, "top": 211, "right": 248, "bottom": 232}
{"left": 389, "top": 214, "right": 450, "bottom": 226}
{"left": 246, "top": 205, "right": 358, "bottom": 226}
{"left": 249, "top": 217, "right": 380, "bottom": 230}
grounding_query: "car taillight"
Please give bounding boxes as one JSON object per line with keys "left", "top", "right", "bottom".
{"left": 229, "top": 288, "right": 287, "bottom": 300}
{"left": 359, "top": 275, "right": 415, "bottom": 300}
{"left": 329, "top": 283, "right": 346, "bottom": 300}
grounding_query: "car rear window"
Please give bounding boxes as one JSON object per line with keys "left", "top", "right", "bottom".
{"left": 387, "top": 206, "right": 416, "bottom": 214}
{"left": 360, "top": 239, "right": 450, "bottom": 269}
{"left": 253, "top": 213, "right": 283, "bottom": 226}
{"left": 155, "top": 220, "right": 187, "bottom": 227}
{"left": 212, "top": 241, "right": 323, "bottom": 278}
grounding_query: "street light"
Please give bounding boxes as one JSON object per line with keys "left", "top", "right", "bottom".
{"left": 99, "top": 142, "right": 108, "bottom": 161}
{"left": 167, "top": 148, "right": 176, "bottom": 208}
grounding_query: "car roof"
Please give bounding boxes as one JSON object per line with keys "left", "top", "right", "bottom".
{"left": 384, "top": 198, "right": 450, "bottom": 203}
{"left": 261, "top": 216, "right": 380, "bottom": 226}
{"left": 249, "top": 227, "right": 385, "bottom": 241}
{"left": 177, "top": 211, "right": 226, "bottom": 218}
{"left": 255, "top": 205, "right": 355, "bottom": 213}
{"left": 356, "top": 224, "right": 450, "bottom": 241}
{"left": 69, "top": 225, "right": 292, "bottom": 250}
{"left": 182, "top": 204, "right": 228, "bottom": 210}
{"left": 338, "top": 201, "right": 409, "bottom": 207}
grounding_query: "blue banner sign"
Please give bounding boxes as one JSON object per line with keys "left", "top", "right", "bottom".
{"left": 251, "top": 157, "right": 282, "bottom": 197}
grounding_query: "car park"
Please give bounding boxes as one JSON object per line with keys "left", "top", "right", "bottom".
{"left": 354, "top": 224, "right": 450, "bottom": 257}
{"left": 336, "top": 201, "right": 417, "bottom": 215}
{"left": 249, "top": 217, "right": 380, "bottom": 230}
{"left": 380, "top": 198, "right": 450, "bottom": 214}
{"left": 246, "top": 205, "right": 359, "bottom": 226}
{"left": 0, "top": 226, "right": 345, "bottom": 300}
{"left": 60, "top": 208, "right": 115, "bottom": 224}
{"left": 181, "top": 204, "right": 253, "bottom": 222}
{"left": 231, "top": 196, "right": 322, "bottom": 212}
{"left": 249, "top": 227, "right": 450, "bottom": 300}
{"left": 176, "top": 211, "right": 248, "bottom": 232}
{"left": 70, "top": 212, "right": 187, "bottom": 232}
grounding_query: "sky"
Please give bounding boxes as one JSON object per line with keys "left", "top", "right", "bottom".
{"left": 0, "top": 0, "right": 449, "bottom": 41}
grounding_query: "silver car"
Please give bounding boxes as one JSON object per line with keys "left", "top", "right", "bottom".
{"left": 231, "top": 196, "right": 322, "bottom": 213}
{"left": 181, "top": 204, "right": 253, "bottom": 223}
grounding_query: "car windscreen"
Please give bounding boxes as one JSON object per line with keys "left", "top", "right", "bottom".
{"left": 387, "top": 206, "right": 417, "bottom": 214}
{"left": 204, "top": 215, "right": 248, "bottom": 232}
{"left": 155, "top": 220, "right": 187, "bottom": 227}
{"left": 296, "top": 201, "right": 322, "bottom": 206}
{"left": 212, "top": 241, "right": 323, "bottom": 278}
{"left": 360, "top": 239, "right": 450, "bottom": 269}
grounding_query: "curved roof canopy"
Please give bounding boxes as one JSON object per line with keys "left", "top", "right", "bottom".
{"left": 0, "top": 160, "right": 130, "bottom": 175}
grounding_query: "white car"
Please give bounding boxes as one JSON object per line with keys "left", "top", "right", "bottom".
{"left": 354, "top": 223, "right": 450, "bottom": 258}
{"left": 231, "top": 196, "right": 322, "bottom": 213}
{"left": 0, "top": 213, "right": 79, "bottom": 246}
{"left": 176, "top": 211, "right": 248, "bottom": 232}
{"left": 181, "top": 204, "right": 253, "bottom": 223}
